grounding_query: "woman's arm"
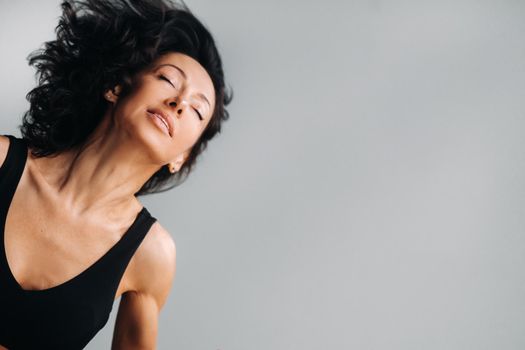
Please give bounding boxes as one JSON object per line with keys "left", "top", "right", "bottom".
{"left": 111, "top": 223, "right": 176, "bottom": 350}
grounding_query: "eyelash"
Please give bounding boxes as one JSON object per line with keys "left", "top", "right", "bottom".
{"left": 159, "top": 75, "right": 173, "bottom": 85}
{"left": 195, "top": 110, "right": 203, "bottom": 120}
{"left": 159, "top": 75, "right": 203, "bottom": 121}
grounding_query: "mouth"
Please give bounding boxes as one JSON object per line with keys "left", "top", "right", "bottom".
{"left": 147, "top": 109, "right": 172, "bottom": 137}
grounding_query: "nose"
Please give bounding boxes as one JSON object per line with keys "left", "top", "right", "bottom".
{"left": 169, "top": 97, "right": 189, "bottom": 118}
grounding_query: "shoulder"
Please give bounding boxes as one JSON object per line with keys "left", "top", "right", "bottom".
{"left": 127, "top": 220, "right": 177, "bottom": 309}
{"left": 0, "top": 135, "right": 9, "bottom": 168}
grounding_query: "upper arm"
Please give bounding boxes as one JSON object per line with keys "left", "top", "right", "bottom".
{"left": 111, "top": 222, "right": 176, "bottom": 349}
{"left": 111, "top": 291, "right": 160, "bottom": 350}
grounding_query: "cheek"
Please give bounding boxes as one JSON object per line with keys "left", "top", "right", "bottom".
{"left": 114, "top": 85, "right": 157, "bottom": 126}
{"left": 175, "top": 122, "right": 204, "bottom": 148}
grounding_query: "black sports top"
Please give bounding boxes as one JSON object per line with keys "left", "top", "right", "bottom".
{"left": 0, "top": 135, "right": 157, "bottom": 349}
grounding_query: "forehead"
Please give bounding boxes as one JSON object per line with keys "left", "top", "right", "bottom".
{"left": 152, "top": 52, "right": 215, "bottom": 106}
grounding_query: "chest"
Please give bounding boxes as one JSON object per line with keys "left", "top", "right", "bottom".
{"left": 3, "top": 180, "right": 133, "bottom": 296}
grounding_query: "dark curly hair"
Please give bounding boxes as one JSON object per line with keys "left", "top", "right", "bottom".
{"left": 21, "top": 0, "right": 232, "bottom": 195}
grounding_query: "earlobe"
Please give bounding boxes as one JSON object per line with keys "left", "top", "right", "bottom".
{"left": 104, "top": 91, "right": 115, "bottom": 102}
{"left": 104, "top": 85, "right": 122, "bottom": 103}
{"left": 167, "top": 160, "right": 183, "bottom": 174}
{"left": 168, "top": 151, "right": 189, "bottom": 173}
{"left": 173, "top": 153, "right": 186, "bottom": 171}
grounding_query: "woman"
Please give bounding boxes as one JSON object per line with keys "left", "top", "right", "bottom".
{"left": 0, "top": 0, "right": 231, "bottom": 348}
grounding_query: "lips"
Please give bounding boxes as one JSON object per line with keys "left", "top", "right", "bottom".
{"left": 147, "top": 109, "right": 173, "bottom": 137}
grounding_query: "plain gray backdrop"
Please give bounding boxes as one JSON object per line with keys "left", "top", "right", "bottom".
{"left": 1, "top": 0, "right": 525, "bottom": 349}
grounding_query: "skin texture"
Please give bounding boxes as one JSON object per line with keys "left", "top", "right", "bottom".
{"left": 0, "top": 52, "right": 215, "bottom": 349}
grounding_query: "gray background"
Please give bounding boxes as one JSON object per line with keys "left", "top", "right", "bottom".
{"left": 1, "top": 0, "right": 524, "bottom": 349}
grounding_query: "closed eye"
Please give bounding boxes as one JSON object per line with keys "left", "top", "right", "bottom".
{"left": 159, "top": 74, "right": 203, "bottom": 121}
{"left": 159, "top": 75, "right": 174, "bottom": 87}
{"left": 194, "top": 109, "right": 203, "bottom": 121}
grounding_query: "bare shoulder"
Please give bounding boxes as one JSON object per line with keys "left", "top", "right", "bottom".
{"left": 0, "top": 135, "right": 10, "bottom": 168}
{"left": 127, "top": 221, "right": 177, "bottom": 309}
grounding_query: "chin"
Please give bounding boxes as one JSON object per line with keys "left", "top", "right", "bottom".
{"left": 127, "top": 125, "right": 172, "bottom": 165}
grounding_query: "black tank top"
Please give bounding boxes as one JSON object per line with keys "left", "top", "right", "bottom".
{"left": 0, "top": 135, "right": 157, "bottom": 349}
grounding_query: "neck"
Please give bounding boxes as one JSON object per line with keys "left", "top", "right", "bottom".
{"left": 30, "top": 115, "right": 161, "bottom": 215}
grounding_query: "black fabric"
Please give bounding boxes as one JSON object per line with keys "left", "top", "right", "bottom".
{"left": 0, "top": 135, "right": 157, "bottom": 349}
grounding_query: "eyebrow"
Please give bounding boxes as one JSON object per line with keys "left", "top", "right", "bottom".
{"left": 157, "top": 63, "right": 212, "bottom": 108}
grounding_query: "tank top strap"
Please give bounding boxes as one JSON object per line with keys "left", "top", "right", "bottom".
{"left": 108, "top": 206, "right": 157, "bottom": 259}
{"left": 81, "top": 206, "right": 157, "bottom": 304}
{"left": 0, "top": 135, "right": 28, "bottom": 224}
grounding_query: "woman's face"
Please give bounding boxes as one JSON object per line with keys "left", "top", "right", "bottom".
{"left": 111, "top": 52, "right": 216, "bottom": 168}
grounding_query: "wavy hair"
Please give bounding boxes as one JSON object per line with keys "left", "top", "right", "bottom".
{"left": 21, "top": 0, "right": 232, "bottom": 195}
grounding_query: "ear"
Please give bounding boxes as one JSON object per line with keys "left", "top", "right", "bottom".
{"left": 104, "top": 85, "right": 122, "bottom": 103}
{"left": 171, "top": 150, "right": 190, "bottom": 172}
